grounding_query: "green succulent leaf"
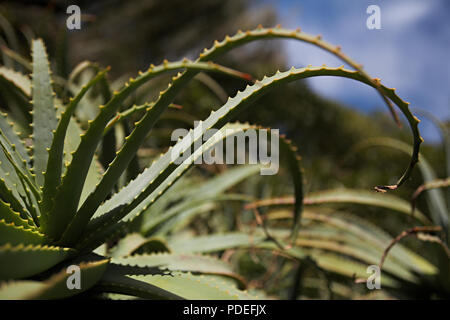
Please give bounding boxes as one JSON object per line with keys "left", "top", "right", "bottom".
{"left": 96, "top": 269, "right": 183, "bottom": 300}
{"left": 0, "top": 244, "right": 74, "bottom": 280}
{"left": 0, "top": 258, "right": 109, "bottom": 299}
{"left": 0, "top": 198, "right": 34, "bottom": 229}
{"left": 0, "top": 66, "right": 31, "bottom": 97}
{"left": 248, "top": 188, "right": 430, "bottom": 224}
{"left": 0, "top": 129, "right": 40, "bottom": 218}
{"left": 112, "top": 253, "right": 245, "bottom": 288}
{"left": 0, "top": 67, "right": 31, "bottom": 125}
{"left": 169, "top": 233, "right": 266, "bottom": 254}
{"left": 298, "top": 211, "right": 437, "bottom": 275}
{"left": 0, "top": 111, "right": 30, "bottom": 166}
{"left": 40, "top": 68, "right": 108, "bottom": 218}
{"left": 109, "top": 233, "right": 170, "bottom": 258}
{"left": 0, "top": 177, "right": 30, "bottom": 220}
{"left": 141, "top": 165, "right": 259, "bottom": 235}
{"left": 98, "top": 271, "right": 255, "bottom": 300}
{"left": 0, "top": 219, "right": 45, "bottom": 245}
{"left": 31, "top": 39, "right": 58, "bottom": 187}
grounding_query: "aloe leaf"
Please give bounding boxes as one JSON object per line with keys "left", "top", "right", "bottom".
{"left": 195, "top": 72, "right": 229, "bottom": 103}
{"left": 247, "top": 188, "right": 429, "bottom": 224}
{"left": 167, "top": 232, "right": 403, "bottom": 287}
{"left": 111, "top": 253, "right": 245, "bottom": 287}
{"left": 0, "top": 281, "right": 43, "bottom": 300}
{"left": 0, "top": 114, "right": 31, "bottom": 215}
{"left": 40, "top": 68, "right": 108, "bottom": 218}
{"left": 299, "top": 211, "right": 437, "bottom": 275}
{"left": 103, "top": 102, "right": 182, "bottom": 135}
{"left": 0, "top": 259, "right": 109, "bottom": 299}
{"left": 68, "top": 61, "right": 99, "bottom": 83}
{"left": 131, "top": 238, "right": 171, "bottom": 255}
{"left": 96, "top": 69, "right": 116, "bottom": 172}
{"left": 169, "top": 233, "right": 265, "bottom": 254}
{"left": 63, "top": 116, "right": 104, "bottom": 206}
{"left": 30, "top": 39, "right": 58, "bottom": 187}
{"left": 0, "top": 129, "right": 40, "bottom": 206}
{"left": 0, "top": 111, "right": 30, "bottom": 165}
{"left": 0, "top": 177, "right": 29, "bottom": 219}
{"left": 130, "top": 272, "right": 255, "bottom": 300}
{"left": 109, "top": 233, "right": 155, "bottom": 258}
{"left": 0, "top": 66, "right": 31, "bottom": 97}
{"left": 0, "top": 219, "right": 45, "bottom": 245}
{"left": 0, "top": 128, "right": 30, "bottom": 176}
{"left": 288, "top": 227, "right": 434, "bottom": 282}
{"left": 110, "top": 234, "right": 170, "bottom": 258}
{"left": 144, "top": 166, "right": 260, "bottom": 234}
{"left": 95, "top": 270, "right": 183, "bottom": 300}
{"left": 293, "top": 238, "right": 419, "bottom": 283}
{"left": 0, "top": 46, "right": 32, "bottom": 71}
{"left": 151, "top": 197, "right": 245, "bottom": 236}
{"left": 296, "top": 250, "right": 400, "bottom": 288}
{"left": 0, "top": 244, "right": 74, "bottom": 280}
{"left": 277, "top": 133, "right": 303, "bottom": 242}
{"left": 305, "top": 189, "right": 430, "bottom": 224}
{"left": 0, "top": 198, "right": 34, "bottom": 229}
{"left": 285, "top": 224, "right": 436, "bottom": 282}
{"left": 48, "top": 60, "right": 253, "bottom": 241}
{"left": 0, "top": 157, "right": 29, "bottom": 216}
{"left": 0, "top": 67, "right": 31, "bottom": 125}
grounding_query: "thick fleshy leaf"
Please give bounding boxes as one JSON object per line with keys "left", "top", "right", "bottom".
{"left": 0, "top": 198, "right": 34, "bottom": 229}
{"left": 0, "top": 111, "right": 30, "bottom": 165}
{"left": 40, "top": 69, "right": 107, "bottom": 217}
{"left": 246, "top": 188, "right": 430, "bottom": 224}
{"left": 109, "top": 233, "right": 170, "bottom": 258}
{"left": 31, "top": 39, "right": 58, "bottom": 187}
{"left": 0, "top": 258, "right": 109, "bottom": 299}
{"left": 112, "top": 253, "right": 245, "bottom": 287}
{"left": 0, "top": 219, "right": 45, "bottom": 245}
{"left": 98, "top": 270, "right": 255, "bottom": 300}
{"left": 0, "top": 244, "right": 74, "bottom": 280}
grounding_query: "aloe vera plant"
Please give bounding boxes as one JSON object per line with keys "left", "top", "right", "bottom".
{"left": 0, "top": 25, "right": 424, "bottom": 300}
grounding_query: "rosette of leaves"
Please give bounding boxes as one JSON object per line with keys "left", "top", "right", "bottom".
{"left": 0, "top": 26, "right": 422, "bottom": 299}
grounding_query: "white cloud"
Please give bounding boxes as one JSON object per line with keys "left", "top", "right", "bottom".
{"left": 383, "top": 1, "right": 434, "bottom": 28}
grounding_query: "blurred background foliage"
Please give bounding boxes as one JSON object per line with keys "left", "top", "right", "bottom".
{"left": 0, "top": 0, "right": 448, "bottom": 299}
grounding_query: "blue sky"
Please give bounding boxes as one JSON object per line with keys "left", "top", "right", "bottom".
{"left": 264, "top": 0, "right": 449, "bottom": 143}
